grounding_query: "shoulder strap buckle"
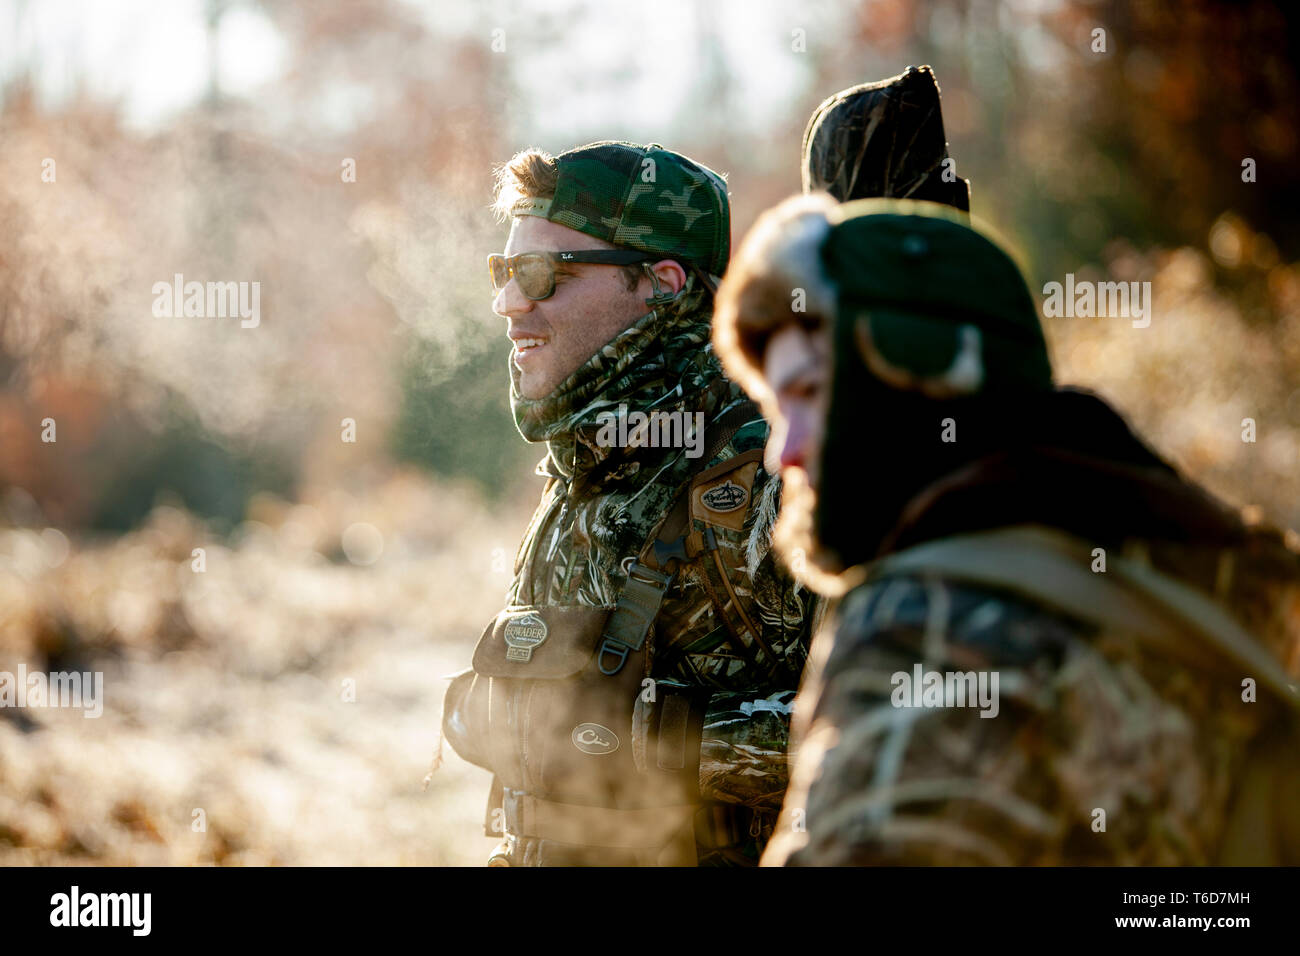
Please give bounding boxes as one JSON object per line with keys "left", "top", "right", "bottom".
{"left": 599, "top": 560, "right": 674, "bottom": 676}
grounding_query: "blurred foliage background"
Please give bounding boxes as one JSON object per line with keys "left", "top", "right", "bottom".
{"left": 0, "top": 0, "right": 1296, "bottom": 864}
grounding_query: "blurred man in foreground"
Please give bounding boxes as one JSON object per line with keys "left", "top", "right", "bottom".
{"left": 713, "top": 195, "right": 1300, "bottom": 865}
{"left": 437, "top": 142, "right": 815, "bottom": 865}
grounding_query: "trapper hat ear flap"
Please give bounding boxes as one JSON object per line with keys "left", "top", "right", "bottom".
{"left": 802, "top": 65, "right": 971, "bottom": 211}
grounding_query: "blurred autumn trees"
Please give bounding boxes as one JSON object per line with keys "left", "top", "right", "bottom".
{"left": 0, "top": 0, "right": 531, "bottom": 528}
{"left": 1, "top": 0, "right": 1296, "bottom": 868}
{"left": 0, "top": 0, "right": 1296, "bottom": 533}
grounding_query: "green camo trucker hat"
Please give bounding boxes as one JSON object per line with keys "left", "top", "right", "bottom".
{"left": 510, "top": 141, "right": 731, "bottom": 278}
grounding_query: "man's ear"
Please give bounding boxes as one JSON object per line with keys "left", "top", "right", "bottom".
{"left": 649, "top": 259, "right": 687, "bottom": 295}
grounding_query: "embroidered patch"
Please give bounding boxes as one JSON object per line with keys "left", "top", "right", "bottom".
{"left": 701, "top": 480, "right": 748, "bottom": 513}
{"left": 503, "top": 612, "right": 548, "bottom": 662}
{"left": 571, "top": 722, "right": 620, "bottom": 755}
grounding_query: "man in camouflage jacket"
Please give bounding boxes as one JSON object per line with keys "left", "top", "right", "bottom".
{"left": 439, "top": 142, "right": 816, "bottom": 866}
{"left": 713, "top": 196, "right": 1300, "bottom": 866}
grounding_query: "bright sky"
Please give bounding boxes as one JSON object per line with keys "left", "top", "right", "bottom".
{"left": 0, "top": 0, "right": 835, "bottom": 140}
{"left": 1, "top": 0, "right": 283, "bottom": 128}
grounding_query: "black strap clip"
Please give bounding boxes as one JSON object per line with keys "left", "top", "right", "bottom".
{"left": 652, "top": 534, "right": 690, "bottom": 571}
{"left": 598, "top": 560, "right": 674, "bottom": 676}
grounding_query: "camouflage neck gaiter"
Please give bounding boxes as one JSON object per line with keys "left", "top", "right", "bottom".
{"left": 509, "top": 277, "right": 727, "bottom": 481}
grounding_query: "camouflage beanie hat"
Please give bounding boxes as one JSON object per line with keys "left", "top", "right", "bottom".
{"left": 510, "top": 141, "right": 731, "bottom": 278}
{"left": 821, "top": 198, "right": 1052, "bottom": 395}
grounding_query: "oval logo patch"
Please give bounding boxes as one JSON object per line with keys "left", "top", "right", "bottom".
{"left": 571, "top": 722, "right": 620, "bottom": 755}
{"left": 701, "top": 480, "right": 748, "bottom": 513}
{"left": 503, "top": 612, "right": 548, "bottom": 663}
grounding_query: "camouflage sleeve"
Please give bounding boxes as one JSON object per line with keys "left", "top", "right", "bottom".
{"left": 698, "top": 688, "right": 796, "bottom": 810}
{"left": 763, "top": 573, "right": 1253, "bottom": 866}
{"left": 693, "top": 465, "right": 821, "bottom": 810}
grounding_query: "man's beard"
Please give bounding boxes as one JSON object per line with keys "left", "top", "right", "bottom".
{"left": 772, "top": 467, "right": 856, "bottom": 597}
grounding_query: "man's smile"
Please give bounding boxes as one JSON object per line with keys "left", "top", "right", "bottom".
{"left": 509, "top": 334, "right": 550, "bottom": 367}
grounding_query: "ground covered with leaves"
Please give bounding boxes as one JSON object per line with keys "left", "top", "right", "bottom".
{"left": 0, "top": 473, "right": 530, "bottom": 865}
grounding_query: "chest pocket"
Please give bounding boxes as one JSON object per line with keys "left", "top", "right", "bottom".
{"left": 472, "top": 605, "right": 611, "bottom": 678}
{"left": 456, "top": 598, "right": 694, "bottom": 810}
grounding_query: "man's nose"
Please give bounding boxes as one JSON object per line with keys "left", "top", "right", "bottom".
{"left": 493, "top": 276, "right": 534, "bottom": 319}
{"left": 777, "top": 414, "right": 807, "bottom": 472}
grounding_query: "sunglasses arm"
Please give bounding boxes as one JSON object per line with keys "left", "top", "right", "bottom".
{"left": 642, "top": 263, "right": 677, "bottom": 308}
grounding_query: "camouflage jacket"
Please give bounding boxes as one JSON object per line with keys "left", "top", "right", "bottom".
{"left": 444, "top": 282, "right": 816, "bottom": 866}
{"left": 765, "top": 456, "right": 1300, "bottom": 866}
